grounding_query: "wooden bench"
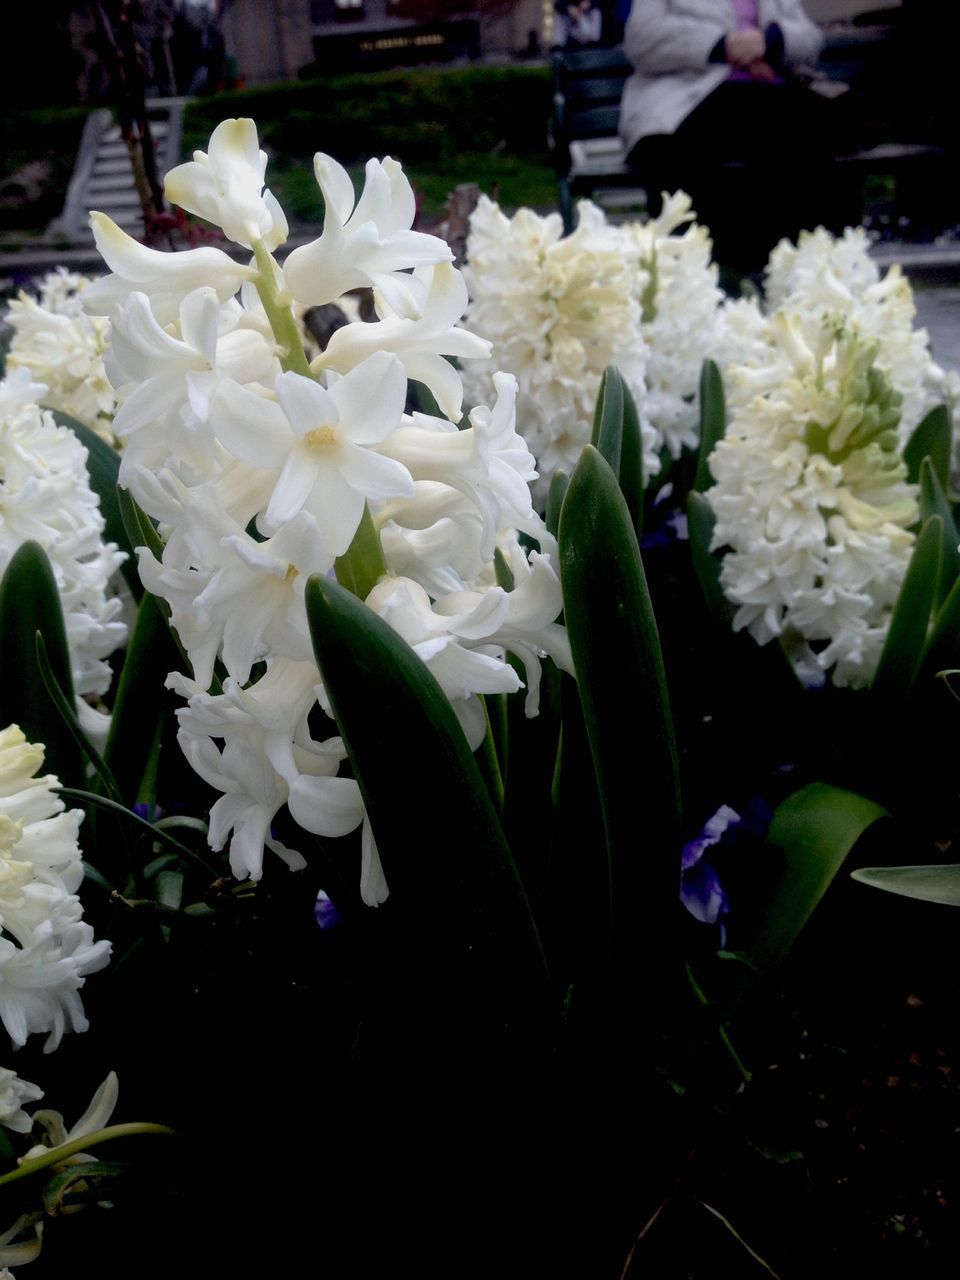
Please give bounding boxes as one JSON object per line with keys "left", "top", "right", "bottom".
{"left": 550, "top": 28, "right": 950, "bottom": 237}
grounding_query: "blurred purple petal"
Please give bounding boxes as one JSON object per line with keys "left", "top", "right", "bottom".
{"left": 681, "top": 804, "right": 741, "bottom": 871}
{"left": 680, "top": 804, "right": 740, "bottom": 926}
{"left": 680, "top": 861, "right": 730, "bottom": 925}
{"left": 315, "top": 889, "right": 341, "bottom": 930}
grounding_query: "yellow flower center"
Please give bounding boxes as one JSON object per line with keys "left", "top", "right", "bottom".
{"left": 304, "top": 425, "right": 338, "bottom": 448}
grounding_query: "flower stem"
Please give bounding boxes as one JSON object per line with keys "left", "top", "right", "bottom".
{"left": 251, "top": 239, "right": 313, "bottom": 378}
{"left": 334, "top": 505, "right": 388, "bottom": 601}
{"left": 0, "top": 1123, "right": 175, "bottom": 1186}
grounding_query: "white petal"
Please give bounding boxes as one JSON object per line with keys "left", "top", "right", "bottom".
{"left": 288, "top": 774, "right": 364, "bottom": 838}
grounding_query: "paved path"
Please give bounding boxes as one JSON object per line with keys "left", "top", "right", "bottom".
{"left": 913, "top": 284, "right": 960, "bottom": 374}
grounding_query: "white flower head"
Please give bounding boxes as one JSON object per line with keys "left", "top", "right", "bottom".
{"left": 165, "top": 117, "right": 288, "bottom": 250}
{"left": 460, "top": 196, "right": 656, "bottom": 502}
{"left": 0, "top": 725, "right": 110, "bottom": 1051}
{"left": 709, "top": 314, "right": 918, "bottom": 687}
{"left": 0, "top": 1065, "right": 43, "bottom": 1133}
{"left": 282, "top": 153, "right": 452, "bottom": 313}
{"left": 0, "top": 371, "right": 127, "bottom": 697}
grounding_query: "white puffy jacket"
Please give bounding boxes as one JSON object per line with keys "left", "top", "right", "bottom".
{"left": 619, "top": 0, "right": 824, "bottom": 154}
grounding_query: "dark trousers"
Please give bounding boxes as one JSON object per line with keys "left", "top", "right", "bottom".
{"left": 628, "top": 80, "right": 862, "bottom": 273}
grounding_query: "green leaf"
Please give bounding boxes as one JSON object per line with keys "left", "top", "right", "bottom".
{"left": 619, "top": 377, "right": 645, "bottom": 538}
{"left": 904, "top": 403, "right": 951, "bottom": 488}
{"left": 0, "top": 541, "right": 84, "bottom": 787}
{"left": 694, "top": 359, "right": 726, "bottom": 493}
{"left": 117, "top": 483, "right": 165, "bottom": 563}
{"left": 918, "top": 569, "right": 960, "bottom": 682}
{"left": 42, "top": 1160, "right": 124, "bottom": 1216}
{"left": 590, "top": 365, "right": 625, "bottom": 477}
{"left": 104, "top": 591, "right": 181, "bottom": 805}
{"left": 687, "top": 491, "right": 732, "bottom": 625}
{"left": 871, "top": 514, "right": 942, "bottom": 693}
{"left": 851, "top": 862, "right": 960, "bottom": 906}
{"left": 919, "top": 458, "right": 960, "bottom": 606}
{"left": 733, "top": 782, "right": 888, "bottom": 974}
{"left": 558, "top": 445, "right": 681, "bottom": 966}
{"left": 35, "top": 633, "right": 122, "bottom": 804}
{"left": 545, "top": 471, "right": 569, "bottom": 540}
{"left": 50, "top": 411, "right": 141, "bottom": 599}
{"left": 58, "top": 787, "right": 219, "bottom": 877}
{"left": 304, "top": 574, "right": 546, "bottom": 990}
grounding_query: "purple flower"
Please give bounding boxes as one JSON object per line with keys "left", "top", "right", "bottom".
{"left": 680, "top": 805, "right": 740, "bottom": 926}
{"left": 314, "top": 889, "right": 341, "bottom": 930}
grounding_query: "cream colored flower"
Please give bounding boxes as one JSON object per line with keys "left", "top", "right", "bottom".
{"left": 708, "top": 315, "right": 917, "bottom": 687}
{"left": 0, "top": 726, "right": 110, "bottom": 1051}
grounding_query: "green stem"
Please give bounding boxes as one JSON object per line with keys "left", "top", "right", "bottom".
{"left": 0, "top": 1123, "right": 175, "bottom": 1187}
{"left": 477, "top": 697, "right": 505, "bottom": 813}
{"left": 685, "top": 962, "right": 752, "bottom": 1085}
{"left": 334, "top": 505, "right": 389, "bottom": 601}
{"left": 251, "top": 239, "right": 313, "bottom": 378}
{"left": 58, "top": 787, "right": 219, "bottom": 877}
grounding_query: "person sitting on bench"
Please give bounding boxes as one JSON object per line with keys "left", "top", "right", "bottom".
{"left": 619, "top": 0, "right": 859, "bottom": 272}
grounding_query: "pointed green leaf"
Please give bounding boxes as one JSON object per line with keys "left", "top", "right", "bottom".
{"left": 559, "top": 445, "right": 681, "bottom": 964}
{"left": 50, "top": 411, "right": 141, "bottom": 599}
{"left": 904, "top": 403, "right": 951, "bottom": 488}
{"left": 733, "top": 782, "right": 888, "bottom": 974}
{"left": 545, "top": 471, "right": 569, "bottom": 540}
{"left": 35, "top": 633, "right": 122, "bottom": 804}
{"left": 58, "top": 786, "right": 219, "bottom": 877}
{"left": 105, "top": 591, "right": 181, "bottom": 805}
{"left": 851, "top": 862, "right": 960, "bottom": 906}
{"left": 871, "top": 514, "right": 942, "bottom": 692}
{"left": 687, "top": 490, "right": 732, "bottom": 625}
{"left": 619, "top": 377, "right": 645, "bottom": 538}
{"left": 0, "top": 541, "right": 84, "bottom": 787}
{"left": 590, "top": 365, "right": 625, "bottom": 477}
{"left": 117, "top": 483, "right": 165, "bottom": 564}
{"left": 918, "top": 569, "right": 960, "bottom": 682}
{"left": 304, "top": 575, "right": 546, "bottom": 987}
{"left": 694, "top": 359, "right": 726, "bottom": 493}
{"left": 919, "top": 457, "right": 960, "bottom": 606}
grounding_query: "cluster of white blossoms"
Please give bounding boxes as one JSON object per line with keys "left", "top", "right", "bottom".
{"left": 4, "top": 270, "right": 116, "bottom": 443}
{"left": 460, "top": 193, "right": 729, "bottom": 501}
{"left": 0, "top": 1064, "right": 43, "bottom": 1133}
{"left": 87, "top": 118, "right": 572, "bottom": 905}
{"left": 0, "top": 370, "right": 127, "bottom": 703}
{"left": 622, "top": 192, "right": 729, "bottom": 461}
{"left": 763, "top": 226, "right": 959, "bottom": 445}
{"left": 0, "top": 725, "right": 110, "bottom": 1051}
{"left": 708, "top": 314, "right": 918, "bottom": 687}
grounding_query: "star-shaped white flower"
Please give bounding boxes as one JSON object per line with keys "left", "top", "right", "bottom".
{"left": 211, "top": 353, "right": 414, "bottom": 553}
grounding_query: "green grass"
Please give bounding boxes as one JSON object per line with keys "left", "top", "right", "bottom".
{"left": 268, "top": 150, "right": 555, "bottom": 222}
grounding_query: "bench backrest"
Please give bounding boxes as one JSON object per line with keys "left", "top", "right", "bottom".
{"left": 551, "top": 47, "right": 632, "bottom": 168}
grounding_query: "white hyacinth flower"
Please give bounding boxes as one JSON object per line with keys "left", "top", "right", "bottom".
{"left": 0, "top": 725, "right": 110, "bottom": 1051}
{"left": 0, "top": 1066, "right": 43, "bottom": 1134}
{"left": 164, "top": 117, "right": 288, "bottom": 250}
{"left": 764, "top": 226, "right": 959, "bottom": 448}
{"left": 620, "top": 191, "right": 727, "bottom": 461}
{"left": 461, "top": 196, "right": 656, "bottom": 502}
{"left": 282, "top": 152, "right": 452, "bottom": 314}
{"left": 0, "top": 371, "right": 127, "bottom": 699}
{"left": 210, "top": 354, "right": 413, "bottom": 553}
{"left": 88, "top": 116, "right": 571, "bottom": 909}
{"left": 708, "top": 314, "right": 918, "bottom": 687}
{"left": 5, "top": 270, "right": 116, "bottom": 443}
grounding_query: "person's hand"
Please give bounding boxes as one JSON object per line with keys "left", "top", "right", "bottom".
{"left": 747, "top": 58, "right": 776, "bottom": 81}
{"left": 725, "top": 27, "right": 766, "bottom": 67}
